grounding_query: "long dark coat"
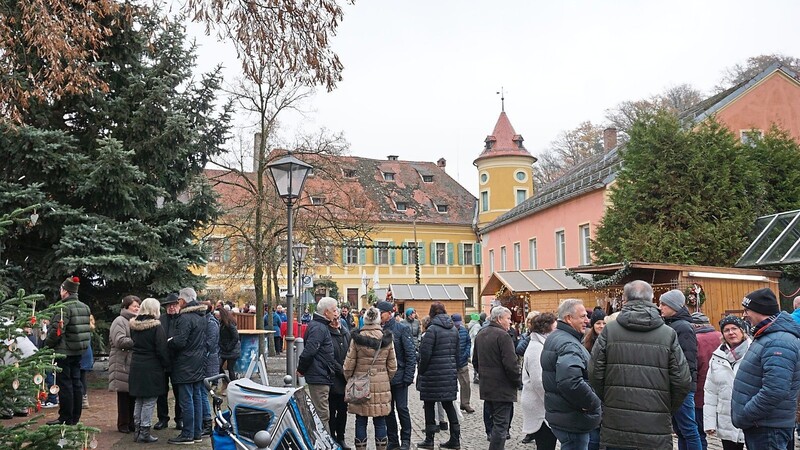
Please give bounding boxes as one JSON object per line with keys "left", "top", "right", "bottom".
{"left": 473, "top": 321, "right": 521, "bottom": 403}
{"left": 329, "top": 325, "right": 351, "bottom": 395}
{"left": 416, "top": 314, "right": 459, "bottom": 402}
{"left": 168, "top": 303, "right": 207, "bottom": 383}
{"left": 129, "top": 315, "right": 170, "bottom": 398}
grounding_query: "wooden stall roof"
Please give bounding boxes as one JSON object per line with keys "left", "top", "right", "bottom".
{"left": 480, "top": 269, "right": 588, "bottom": 296}
{"left": 388, "top": 284, "right": 467, "bottom": 301}
{"left": 570, "top": 261, "right": 781, "bottom": 278}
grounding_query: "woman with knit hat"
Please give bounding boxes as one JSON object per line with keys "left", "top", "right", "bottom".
{"left": 703, "top": 315, "right": 750, "bottom": 450}
{"left": 582, "top": 308, "right": 606, "bottom": 352}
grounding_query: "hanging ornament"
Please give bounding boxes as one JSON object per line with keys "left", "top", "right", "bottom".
{"left": 89, "top": 435, "right": 98, "bottom": 449}
{"left": 33, "top": 373, "right": 43, "bottom": 385}
{"left": 49, "top": 384, "right": 60, "bottom": 395}
{"left": 57, "top": 428, "right": 67, "bottom": 448}
{"left": 84, "top": 432, "right": 89, "bottom": 450}
{"left": 11, "top": 379, "right": 19, "bottom": 390}
{"left": 8, "top": 341, "right": 16, "bottom": 352}
{"left": 57, "top": 308, "right": 63, "bottom": 337}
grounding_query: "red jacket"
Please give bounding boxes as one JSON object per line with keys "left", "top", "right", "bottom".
{"left": 694, "top": 325, "right": 722, "bottom": 407}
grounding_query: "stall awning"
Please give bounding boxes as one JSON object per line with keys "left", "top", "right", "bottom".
{"left": 480, "top": 269, "right": 588, "bottom": 296}
{"left": 736, "top": 209, "right": 800, "bottom": 267}
{"left": 389, "top": 284, "right": 467, "bottom": 301}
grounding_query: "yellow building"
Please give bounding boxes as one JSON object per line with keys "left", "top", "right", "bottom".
{"left": 200, "top": 153, "right": 483, "bottom": 313}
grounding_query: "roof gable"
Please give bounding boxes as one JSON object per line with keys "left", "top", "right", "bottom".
{"left": 474, "top": 111, "right": 535, "bottom": 164}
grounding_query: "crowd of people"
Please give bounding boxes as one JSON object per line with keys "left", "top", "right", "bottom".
{"left": 34, "top": 275, "right": 800, "bottom": 450}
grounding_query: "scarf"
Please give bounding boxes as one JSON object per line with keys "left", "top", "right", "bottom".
{"left": 723, "top": 338, "right": 750, "bottom": 365}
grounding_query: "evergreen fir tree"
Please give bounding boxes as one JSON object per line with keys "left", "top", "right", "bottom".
{"left": 593, "top": 112, "right": 758, "bottom": 266}
{"left": 0, "top": 4, "right": 231, "bottom": 310}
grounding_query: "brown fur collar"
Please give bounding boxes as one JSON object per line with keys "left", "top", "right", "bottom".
{"left": 179, "top": 304, "right": 207, "bottom": 315}
{"left": 129, "top": 316, "right": 161, "bottom": 331}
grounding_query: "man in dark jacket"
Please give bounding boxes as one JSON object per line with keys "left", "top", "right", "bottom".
{"left": 659, "top": 289, "right": 702, "bottom": 450}
{"left": 473, "top": 306, "right": 520, "bottom": 450}
{"left": 541, "top": 299, "right": 600, "bottom": 450}
{"left": 452, "top": 313, "right": 474, "bottom": 414}
{"left": 328, "top": 307, "right": 351, "bottom": 449}
{"left": 377, "top": 301, "right": 417, "bottom": 450}
{"left": 732, "top": 288, "right": 800, "bottom": 449}
{"left": 45, "top": 276, "right": 91, "bottom": 426}
{"left": 590, "top": 280, "right": 691, "bottom": 450}
{"left": 297, "top": 296, "right": 337, "bottom": 429}
{"left": 167, "top": 287, "right": 208, "bottom": 444}
{"left": 155, "top": 293, "right": 180, "bottom": 431}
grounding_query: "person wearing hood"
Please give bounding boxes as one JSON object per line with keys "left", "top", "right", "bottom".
{"left": 416, "top": 302, "right": 460, "bottom": 449}
{"left": 167, "top": 287, "right": 208, "bottom": 445}
{"left": 703, "top": 315, "right": 750, "bottom": 450}
{"left": 691, "top": 312, "right": 722, "bottom": 450}
{"left": 589, "top": 280, "right": 691, "bottom": 450}
{"left": 659, "top": 289, "right": 702, "bottom": 450}
{"left": 732, "top": 288, "right": 800, "bottom": 449}
{"left": 469, "top": 312, "right": 487, "bottom": 384}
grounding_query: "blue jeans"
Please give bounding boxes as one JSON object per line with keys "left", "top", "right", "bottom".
{"left": 551, "top": 426, "right": 590, "bottom": 450}
{"left": 672, "top": 391, "right": 702, "bottom": 450}
{"left": 744, "top": 426, "right": 793, "bottom": 450}
{"left": 199, "top": 384, "right": 211, "bottom": 421}
{"left": 176, "top": 382, "right": 203, "bottom": 439}
{"left": 385, "top": 384, "right": 411, "bottom": 445}
{"left": 354, "top": 414, "right": 386, "bottom": 442}
{"left": 588, "top": 427, "right": 601, "bottom": 450}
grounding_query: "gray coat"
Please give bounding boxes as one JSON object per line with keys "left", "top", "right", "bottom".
{"left": 541, "top": 321, "right": 601, "bottom": 433}
{"left": 473, "top": 321, "right": 520, "bottom": 403}
{"left": 589, "top": 300, "right": 691, "bottom": 450}
{"left": 108, "top": 308, "right": 136, "bottom": 392}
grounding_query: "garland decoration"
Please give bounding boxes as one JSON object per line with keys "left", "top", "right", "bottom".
{"left": 565, "top": 261, "right": 632, "bottom": 290}
{"left": 685, "top": 283, "right": 705, "bottom": 307}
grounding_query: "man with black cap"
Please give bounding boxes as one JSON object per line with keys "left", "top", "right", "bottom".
{"left": 732, "top": 287, "right": 800, "bottom": 449}
{"left": 659, "top": 289, "right": 702, "bottom": 450}
{"left": 377, "top": 300, "right": 416, "bottom": 450}
{"left": 45, "top": 276, "right": 92, "bottom": 425}
{"left": 154, "top": 293, "right": 180, "bottom": 431}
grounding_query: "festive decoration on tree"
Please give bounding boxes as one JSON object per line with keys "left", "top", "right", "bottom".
{"left": 565, "top": 261, "right": 632, "bottom": 290}
{"left": 685, "top": 283, "right": 706, "bottom": 307}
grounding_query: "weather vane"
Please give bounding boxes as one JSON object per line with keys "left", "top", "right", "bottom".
{"left": 496, "top": 86, "right": 505, "bottom": 112}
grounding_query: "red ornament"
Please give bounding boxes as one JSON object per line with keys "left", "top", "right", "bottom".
{"left": 29, "top": 316, "right": 36, "bottom": 325}
{"left": 72, "top": 276, "right": 79, "bottom": 282}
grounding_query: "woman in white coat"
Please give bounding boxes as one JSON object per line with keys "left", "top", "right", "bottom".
{"left": 520, "top": 312, "right": 557, "bottom": 449}
{"left": 703, "top": 315, "right": 750, "bottom": 450}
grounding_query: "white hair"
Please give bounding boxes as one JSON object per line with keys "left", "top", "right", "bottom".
{"left": 139, "top": 298, "right": 161, "bottom": 318}
{"left": 317, "top": 297, "right": 337, "bottom": 314}
{"left": 490, "top": 306, "right": 511, "bottom": 322}
{"left": 178, "top": 287, "right": 197, "bottom": 303}
{"left": 557, "top": 299, "right": 584, "bottom": 321}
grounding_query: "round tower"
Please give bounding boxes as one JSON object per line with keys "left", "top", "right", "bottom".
{"left": 473, "top": 111, "right": 536, "bottom": 229}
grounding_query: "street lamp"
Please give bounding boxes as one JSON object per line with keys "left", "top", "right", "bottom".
{"left": 267, "top": 153, "right": 312, "bottom": 386}
{"left": 361, "top": 269, "right": 372, "bottom": 308}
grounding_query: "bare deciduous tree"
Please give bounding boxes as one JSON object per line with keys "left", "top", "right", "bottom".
{"left": 716, "top": 53, "right": 800, "bottom": 92}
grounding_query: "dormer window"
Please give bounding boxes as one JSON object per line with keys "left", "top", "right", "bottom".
{"left": 383, "top": 172, "right": 395, "bottom": 181}
{"left": 343, "top": 168, "right": 356, "bottom": 178}
{"left": 436, "top": 204, "right": 449, "bottom": 213}
{"left": 422, "top": 175, "right": 434, "bottom": 183}
{"left": 311, "top": 196, "right": 325, "bottom": 205}
{"left": 513, "top": 134, "right": 525, "bottom": 149}
{"left": 396, "top": 201, "right": 407, "bottom": 211}
{"left": 484, "top": 137, "right": 495, "bottom": 150}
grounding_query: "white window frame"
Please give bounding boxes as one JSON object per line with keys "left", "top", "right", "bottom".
{"left": 528, "top": 238, "right": 538, "bottom": 269}
{"left": 383, "top": 172, "right": 395, "bottom": 181}
{"left": 513, "top": 242, "right": 521, "bottom": 270}
{"left": 435, "top": 242, "right": 447, "bottom": 265}
{"left": 463, "top": 243, "right": 474, "bottom": 265}
{"left": 579, "top": 224, "right": 591, "bottom": 266}
{"left": 396, "top": 201, "right": 407, "bottom": 211}
{"left": 345, "top": 246, "right": 359, "bottom": 265}
{"left": 500, "top": 246, "right": 507, "bottom": 271}
{"left": 376, "top": 241, "right": 390, "bottom": 265}
{"left": 489, "top": 249, "right": 495, "bottom": 273}
{"left": 555, "top": 230, "right": 566, "bottom": 268}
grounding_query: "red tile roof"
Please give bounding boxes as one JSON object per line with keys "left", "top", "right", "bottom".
{"left": 474, "top": 111, "right": 534, "bottom": 164}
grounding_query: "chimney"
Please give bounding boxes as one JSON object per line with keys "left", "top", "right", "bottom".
{"left": 253, "top": 132, "right": 263, "bottom": 172}
{"left": 387, "top": 155, "right": 399, "bottom": 161}
{"left": 603, "top": 127, "right": 618, "bottom": 151}
{"left": 437, "top": 158, "right": 446, "bottom": 168}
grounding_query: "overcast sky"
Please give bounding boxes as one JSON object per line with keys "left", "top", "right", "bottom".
{"left": 186, "top": 0, "right": 800, "bottom": 196}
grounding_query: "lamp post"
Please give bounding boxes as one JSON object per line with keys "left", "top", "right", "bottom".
{"left": 267, "top": 153, "right": 312, "bottom": 386}
{"left": 361, "top": 269, "right": 372, "bottom": 308}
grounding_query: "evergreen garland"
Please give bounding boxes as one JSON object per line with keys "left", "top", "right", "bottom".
{"left": 565, "top": 261, "right": 632, "bottom": 289}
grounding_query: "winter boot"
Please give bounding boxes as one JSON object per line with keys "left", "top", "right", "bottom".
{"left": 376, "top": 437, "right": 389, "bottom": 450}
{"left": 440, "top": 424, "right": 460, "bottom": 449}
{"left": 399, "top": 439, "right": 411, "bottom": 450}
{"left": 133, "top": 425, "right": 140, "bottom": 443}
{"left": 438, "top": 422, "right": 448, "bottom": 432}
{"left": 82, "top": 395, "right": 89, "bottom": 409}
{"left": 137, "top": 426, "right": 158, "bottom": 444}
{"left": 202, "top": 418, "right": 213, "bottom": 436}
{"left": 416, "top": 426, "right": 437, "bottom": 449}
{"left": 354, "top": 438, "right": 368, "bottom": 450}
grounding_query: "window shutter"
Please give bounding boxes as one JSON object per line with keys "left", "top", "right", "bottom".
{"left": 418, "top": 241, "right": 426, "bottom": 266}
{"left": 389, "top": 241, "right": 395, "bottom": 265}
{"left": 430, "top": 242, "right": 436, "bottom": 265}
{"left": 474, "top": 243, "right": 482, "bottom": 265}
{"left": 402, "top": 244, "right": 409, "bottom": 265}
{"left": 342, "top": 245, "right": 347, "bottom": 265}
{"left": 447, "top": 243, "right": 454, "bottom": 265}
{"left": 373, "top": 246, "right": 378, "bottom": 265}
{"left": 359, "top": 247, "right": 366, "bottom": 265}
{"left": 457, "top": 243, "right": 464, "bottom": 265}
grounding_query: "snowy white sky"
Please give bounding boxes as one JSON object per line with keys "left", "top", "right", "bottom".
{"left": 185, "top": 0, "right": 800, "bottom": 196}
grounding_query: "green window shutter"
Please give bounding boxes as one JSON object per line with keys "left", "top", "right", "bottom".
{"left": 342, "top": 245, "right": 347, "bottom": 265}
{"left": 402, "top": 244, "right": 409, "bottom": 265}
{"left": 389, "top": 241, "right": 396, "bottom": 265}
{"left": 373, "top": 246, "right": 379, "bottom": 265}
{"left": 447, "top": 243, "right": 454, "bottom": 265}
{"left": 223, "top": 240, "right": 232, "bottom": 262}
{"left": 359, "top": 247, "right": 366, "bottom": 265}
{"left": 457, "top": 243, "right": 464, "bottom": 265}
{"left": 474, "top": 242, "right": 482, "bottom": 265}
{"left": 418, "top": 241, "right": 426, "bottom": 266}
{"left": 430, "top": 242, "right": 436, "bottom": 265}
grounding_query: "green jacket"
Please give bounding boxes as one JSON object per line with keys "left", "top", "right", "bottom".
{"left": 589, "top": 300, "right": 690, "bottom": 450}
{"left": 45, "top": 293, "right": 92, "bottom": 356}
